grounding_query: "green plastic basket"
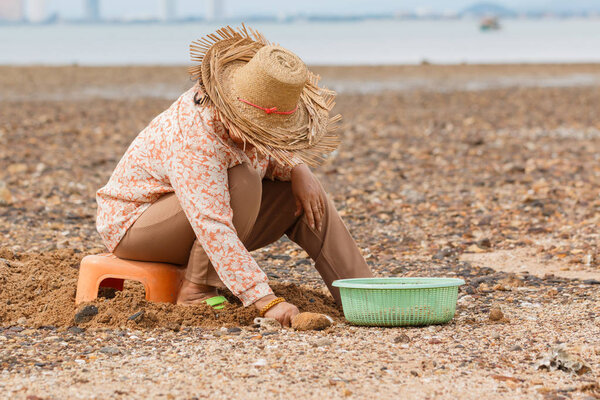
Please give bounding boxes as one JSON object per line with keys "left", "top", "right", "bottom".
{"left": 332, "top": 277, "right": 465, "bottom": 327}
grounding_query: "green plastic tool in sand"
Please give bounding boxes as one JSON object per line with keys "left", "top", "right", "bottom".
{"left": 205, "top": 295, "right": 227, "bottom": 310}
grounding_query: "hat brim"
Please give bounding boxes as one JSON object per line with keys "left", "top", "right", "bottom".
{"left": 189, "top": 25, "right": 340, "bottom": 166}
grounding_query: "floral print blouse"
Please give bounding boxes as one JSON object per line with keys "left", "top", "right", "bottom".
{"left": 96, "top": 84, "right": 299, "bottom": 306}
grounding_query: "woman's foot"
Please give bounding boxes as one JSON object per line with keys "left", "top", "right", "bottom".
{"left": 177, "top": 279, "right": 219, "bottom": 305}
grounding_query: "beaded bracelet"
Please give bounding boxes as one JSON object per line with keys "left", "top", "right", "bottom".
{"left": 259, "top": 297, "right": 286, "bottom": 317}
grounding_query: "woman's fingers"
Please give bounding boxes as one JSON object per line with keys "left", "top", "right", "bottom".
{"left": 302, "top": 199, "right": 316, "bottom": 229}
{"left": 283, "top": 312, "right": 292, "bottom": 328}
{"left": 312, "top": 199, "right": 322, "bottom": 231}
{"left": 297, "top": 191, "right": 326, "bottom": 231}
{"left": 319, "top": 196, "right": 326, "bottom": 229}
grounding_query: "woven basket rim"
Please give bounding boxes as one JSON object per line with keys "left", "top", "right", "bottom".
{"left": 332, "top": 277, "right": 465, "bottom": 290}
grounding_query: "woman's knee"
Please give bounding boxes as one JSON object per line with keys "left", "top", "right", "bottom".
{"left": 228, "top": 163, "right": 262, "bottom": 240}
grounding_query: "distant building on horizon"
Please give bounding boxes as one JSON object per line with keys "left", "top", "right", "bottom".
{"left": 206, "top": 0, "right": 224, "bottom": 21}
{"left": 461, "top": 2, "right": 517, "bottom": 18}
{"left": 26, "top": 0, "right": 46, "bottom": 22}
{"left": 0, "top": 0, "right": 24, "bottom": 21}
{"left": 159, "top": 0, "right": 176, "bottom": 21}
{"left": 84, "top": 0, "right": 100, "bottom": 21}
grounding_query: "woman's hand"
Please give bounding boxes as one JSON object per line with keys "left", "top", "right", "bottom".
{"left": 254, "top": 295, "right": 299, "bottom": 328}
{"left": 264, "top": 302, "right": 299, "bottom": 328}
{"left": 291, "top": 164, "right": 326, "bottom": 231}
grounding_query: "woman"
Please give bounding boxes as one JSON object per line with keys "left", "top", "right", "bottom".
{"left": 96, "top": 26, "right": 372, "bottom": 327}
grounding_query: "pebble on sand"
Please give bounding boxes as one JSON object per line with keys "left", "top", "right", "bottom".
{"left": 74, "top": 305, "right": 99, "bottom": 324}
{"left": 0, "top": 181, "right": 13, "bottom": 206}
{"left": 128, "top": 310, "right": 144, "bottom": 321}
{"left": 489, "top": 306, "right": 504, "bottom": 321}
{"left": 312, "top": 338, "right": 333, "bottom": 347}
{"left": 253, "top": 317, "right": 282, "bottom": 331}
{"left": 291, "top": 312, "right": 333, "bottom": 331}
{"left": 99, "top": 346, "right": 121, "bottom": 356}
{"left": 394, "top": 334, "right": 411, "bottom": 344}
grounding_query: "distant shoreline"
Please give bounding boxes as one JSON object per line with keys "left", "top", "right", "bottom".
{"left": 2, "top": 20, "right": 600, "bottom": 66}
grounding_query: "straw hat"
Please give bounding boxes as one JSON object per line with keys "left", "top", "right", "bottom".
{"left": 189, "top": 25, "right": 341, "bottom": 166}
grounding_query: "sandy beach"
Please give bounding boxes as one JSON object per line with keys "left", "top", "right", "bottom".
{"left": 2, "top": 64, "right": 600, "bottom": 399}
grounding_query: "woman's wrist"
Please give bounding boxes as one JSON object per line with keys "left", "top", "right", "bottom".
{"left": 253, "top": 294, "right": 277, "bottom": 310}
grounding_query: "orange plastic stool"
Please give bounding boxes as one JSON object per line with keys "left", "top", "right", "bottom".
{"left": 75, "top": 254, "right": 185, "bottom": 304}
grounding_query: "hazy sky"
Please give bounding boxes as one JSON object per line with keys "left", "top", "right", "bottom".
{"left": 46, "top": 0, "right": 600, "bottom": 19}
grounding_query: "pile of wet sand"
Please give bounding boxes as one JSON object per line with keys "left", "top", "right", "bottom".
{"left": 0, "top": 247, "right": 342, "bottom": 330}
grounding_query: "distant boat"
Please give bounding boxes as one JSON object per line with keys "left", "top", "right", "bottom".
{"left": 480, "top": 17, "right": 500, "bottom": 31}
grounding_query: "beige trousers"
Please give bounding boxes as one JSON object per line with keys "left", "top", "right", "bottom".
{"left": 113, "top": 163, "right": 372, "bottom": 304}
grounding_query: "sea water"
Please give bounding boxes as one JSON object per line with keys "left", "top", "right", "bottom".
{"left": 1, "top": 18, "right": 600, "bottom": 65}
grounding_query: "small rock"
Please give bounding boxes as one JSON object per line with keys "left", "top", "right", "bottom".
{"left": 74, "top": 305, "right": 98, "bottom": 324}
{"left": 253, "top": 317, "right": 282, "bottom": 331}
{"left": 227, "top": 327, "right": 242, "bottom": 334}
{"left": 477, "top": 215, "right": 493, "bottom": 226}
{"left": 510, "top": 345, "right": 523, "bottom": 351}
{"left": 463, "top": 285, "right": 475, "bottom": 295}
{"left": 17, "top": 317, "right": 26, "bottom": 325}
{"left": 67, "top": 326, "right": 85, "bottom": 334}
{"left": 38, "top": 325, "right": 56, "bottom": 331}
{"left": 166, "top": 322, "right": 181, "bottom": 332}
{"left": 583, "top": 279, "right": 600, "bottom": 285}
{"left": 433, "top": 248, "right": 454, "bottom": 260}
{"left": 465, "top": 244, "right": 487, "bottom": 253}
{"left": 489, "top": 306, "right": 504, "bottom": 321}
{"left": 535, "top": 345, "right": 591, "bottom": 375}
{"left": 291, "top": 312, "right": 333, "bottom": 331}
{"left": 99, "top": 346, "right": 120, "bottom": 356}
{"left": 478, "top": 282, "right": 492, "bottom": 292}
{"left": 0, "top": 181, "right": 13, "bottom": 206}
{"left": 503, "top": 163, "right": 525, "bottom": 174}
{"left": 391, "top": 266, "right": 403, "bottom": 274}
{"left": 400, "top": 189, "right": 426, "bottom": 204}
{"left": 128, "top": 310, "right": 144, "bottom": 321}
{"left": 394, "top": 334, "right": 411, "bottom": 344}
{"left": 457, "top": 295, "right": 474, "bottom": 306}
{"left": 477, "top": 238, "right": 492, "bottom": 248}
{"left": 313, "top": 338, "right": 333, "bottom": 347}
{"left": 7, "top": 163, "right": 28, "bottom": 174}
{"left": 252, "top": 358, "right": 267, "bottom": 367}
